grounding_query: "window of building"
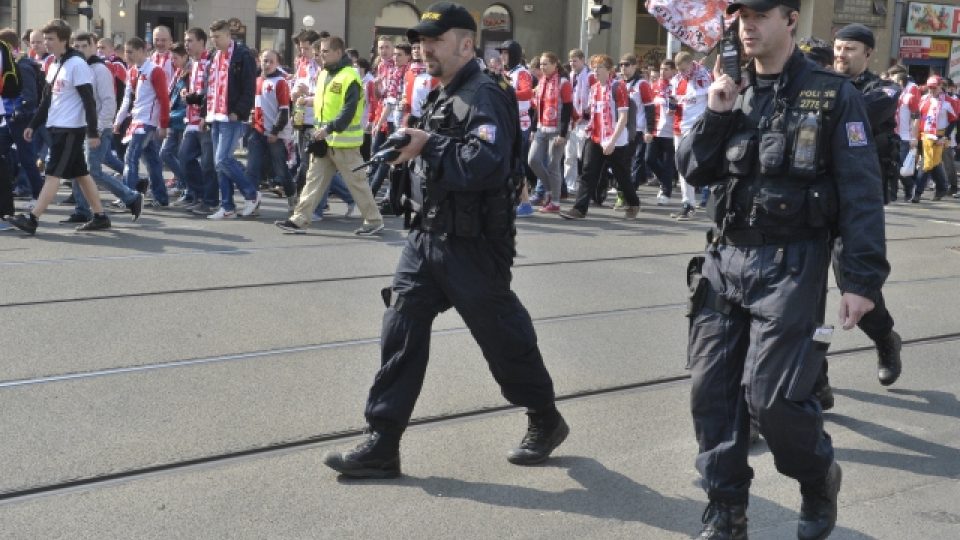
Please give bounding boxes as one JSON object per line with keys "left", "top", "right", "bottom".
{"left": 257, "top": 0, "right": 292, "bottom": 67}
{"left": 374, "top": 1, "right": 420, "bottom": 41}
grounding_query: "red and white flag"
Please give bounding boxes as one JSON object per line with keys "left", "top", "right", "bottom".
{"left": 645, "top": 0, "right": 732, "bottom": 52}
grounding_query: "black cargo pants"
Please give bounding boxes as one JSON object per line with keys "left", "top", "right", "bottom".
{"left": 364, "top": 229, "right": 556, "bottom": 434}
{"left": 687, "top": 239, "right": 835, "bottom": 504}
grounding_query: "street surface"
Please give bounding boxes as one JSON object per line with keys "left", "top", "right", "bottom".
{"left": 0, "top": 185, "right": 958, "bottom": 538}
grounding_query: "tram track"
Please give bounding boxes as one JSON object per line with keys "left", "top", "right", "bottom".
{"left": 1, "top": 270, "right": 958, "bottom": 387}
{"left": 0, "top": 229, "right": 957, "bottom": 310}
{"left": 2, "top": 330, "right": 958, "bottom": 504}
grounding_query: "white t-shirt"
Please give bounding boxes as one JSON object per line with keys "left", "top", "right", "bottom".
{"left": 46, "top": 54, "right": 93, "bottom": 128}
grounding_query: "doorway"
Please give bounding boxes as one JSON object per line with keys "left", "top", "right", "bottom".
{"left": 138, "top": 0, "right": 189, "bottom": 43}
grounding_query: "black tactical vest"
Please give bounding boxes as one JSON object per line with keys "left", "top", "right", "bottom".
{"left": 412, "top": 67, "right": 520, "bottom": 242}
{"left": 708, "top": 54, "right": 845, "bottom": 241}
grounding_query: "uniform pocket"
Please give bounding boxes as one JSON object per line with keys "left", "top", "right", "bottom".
{"left": 755, "top": 186, "right": 807, "bottom": 226}
{"left": 724, "top": 131, "right": 757, "bottom": 177}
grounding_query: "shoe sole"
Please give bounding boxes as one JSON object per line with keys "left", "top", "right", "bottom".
{"left": 323, "top": 454, "right": 401, "bottom": 479}
{"left": 355, "top": 224, "right": 384, "bottom": 236}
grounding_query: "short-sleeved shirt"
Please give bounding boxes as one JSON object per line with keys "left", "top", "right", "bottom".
{"left": 46, "top": 54, "right": 93, "bottom": 128}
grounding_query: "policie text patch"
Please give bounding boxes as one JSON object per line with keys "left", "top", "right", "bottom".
{"left": 846, "top": 122, "right": 868, "bottom": 147}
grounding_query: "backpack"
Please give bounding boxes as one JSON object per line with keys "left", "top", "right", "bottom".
{"left": 611, "top": 79, "right": 638, "bottom": 142}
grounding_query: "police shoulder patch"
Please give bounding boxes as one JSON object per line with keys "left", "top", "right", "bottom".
{"left": 846, "top": 122, "right": 868, "bottom": 147}
{"left": 472, "top": 124, "right": 497, "bottom": 143}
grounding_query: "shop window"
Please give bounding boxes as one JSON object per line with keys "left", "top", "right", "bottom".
{"left": 257, "top": 0, "right": 292, "bottom": 67}
{"left": 257, "top": 0, "right": 290, "bottom": 18}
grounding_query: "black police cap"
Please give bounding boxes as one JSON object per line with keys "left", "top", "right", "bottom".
{"left": 406, "top": 2, "right": 477, "bottom": 43}
{"left": 835, "top": 23, "right": 875, "bottom": 50}
{"left": 726, "top": 0, "right": 800, "bottom": 15}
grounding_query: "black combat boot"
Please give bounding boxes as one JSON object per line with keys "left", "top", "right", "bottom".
{"left": 507, "top": 408, "right": 569, "bottom": 465}
{"left": 697, "top": 500, "right": 748, "bottom": 540}
{"left": 875, "top": 330, "right": 902, "bottom": 386}
{"left": 798, "top": 461, "right": 842, "bottom": 540}
{"left": 322, "top": 429, "right": 401, "bottom": 479}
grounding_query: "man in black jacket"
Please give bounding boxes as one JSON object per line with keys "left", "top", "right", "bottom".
{"left": 0, "top": 28, "right": 44, "bottom": 208}
{"left": 204, "top": 19, "right": 261, "bottom": 220}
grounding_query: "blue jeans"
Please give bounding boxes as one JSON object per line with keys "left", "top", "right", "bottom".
{"left": 315, "top": 172, "right": 356, "bottom": 216}
{"left": 211, "top": 120, "right": 257, "bottom": 211}
{"left": 246, "top": 131, "right": 295, "bottom": 198}
{"left": 74, "top": 127, "right": 141, "bottom": 218}
{"left": 0, "top": 116, "right": 43, "bottom": 198}
{"left": 179, "top": 129, "right": 218, "bottom": 207}
{"left": 160, "top": 128, "right": 185, "bottom": 194}
{"left": 645, "top": 136, "right": 675, "bottom": 198}
{"left": 124, "top": 126, "right": 167, "bottom": 205}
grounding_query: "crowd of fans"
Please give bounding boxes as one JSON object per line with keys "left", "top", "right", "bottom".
{"left": 0, "top": 19, "right": 955, "bottom": 235}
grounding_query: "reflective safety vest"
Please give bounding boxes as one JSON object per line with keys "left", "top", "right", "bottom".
{"left": 314, "top": 66, "right": 365, "bottom": 148}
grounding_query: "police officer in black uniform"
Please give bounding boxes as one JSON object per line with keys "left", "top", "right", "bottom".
{"left": 676, "top": 1, "right": 890, "bottom": 538}
{"left": 824, "top": 24, "right": 903, "bottom": 393}
{"left": 323, "top": 2, "right": 568, "bottom": 479}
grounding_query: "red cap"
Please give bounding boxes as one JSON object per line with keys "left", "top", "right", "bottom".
{"left": 927, "top": 75, "right": 943, "bottom": 88}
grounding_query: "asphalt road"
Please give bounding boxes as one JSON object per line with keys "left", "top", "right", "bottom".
{"left": 1, "top": 185, "right": 958, "bottom": 539}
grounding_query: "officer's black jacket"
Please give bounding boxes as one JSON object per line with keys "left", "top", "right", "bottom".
{"left": 852, "top": 70, "right": 899, "bottom": 135}
{"left": 418, "top": 59, "right": 516, "bottom": 192}
{"left": 676, "top": 48, "right": 889, "bottom": 300}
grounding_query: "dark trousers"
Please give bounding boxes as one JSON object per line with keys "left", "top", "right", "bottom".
{"left": 574, "top": 141, "right": 638, "bottom": 214}
{"left": 645, "top": 136, "right": 675, "bottom": 197}
{"left": 630, "top": 137, "right": 647, "bottom": 190}
{"left": 246, "top": 131, "right": 296, "bottom": 198}
{"left": 368, "top": 123, "right": 396, "bottom": 197}
{"left": 178, "top": 129, "right": 218, "bottom": 207}
{"left": 364, "top": 230, "right": 556, "bottom": 434}
{"left": 688, "top": 239, "right": 835, "bottom": 503}
{"left": 0, "top": 116, "right": 43, "bottom": 198}
{"left": 0, "top": 149, "right": 13, "bottom": 216}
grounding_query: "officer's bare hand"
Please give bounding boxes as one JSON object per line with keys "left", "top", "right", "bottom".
{"left": 707, "top": 74, "right": 739, "bottom": 113}
{"left": 23, "top": 128, "right": 33, "bottom": 143}
{"left": 389, "top": 128, "right": 428, "bottom": 164}
{"left": 644, "top": 133, "right": 654, "bottom": 144}
{"left": 838, "top": 292, "right": 875, "bottom": 330}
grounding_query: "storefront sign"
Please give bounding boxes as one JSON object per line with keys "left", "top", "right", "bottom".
{"left": 948, "top": 40, "right": 960, "bottom": 80}
{"left": 901, "top": 36, "right": 932, "bottom": 58}
{"left": 901, "top": 36, "right": 952, "bottom": 59}
{"left": 931, "top": 38, "right": 952, "bottom": 57}
{"left": 906, "top": 2, "right": 960, "bottom": 37}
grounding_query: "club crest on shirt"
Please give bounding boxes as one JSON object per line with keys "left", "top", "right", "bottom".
{"left": 846, "top": 122, "right": 867, "bottom": 146}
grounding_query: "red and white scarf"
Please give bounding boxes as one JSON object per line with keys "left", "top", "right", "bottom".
{"left": 535, "top": 72, "right": 563, "bottom": 130}
{"left": 207, "top": 42, "right": 233, "bottom": 121}
{"left": 186, "top": 51, "right": 209, "bottom": 129}
{"left": 590, "top": 80, "right": 617, "bottom": 144}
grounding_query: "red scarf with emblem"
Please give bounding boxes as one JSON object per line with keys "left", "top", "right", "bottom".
{"left": 536, "top": 72, "right": 563, "bottom": 129}
{"left": 208, "top": 42, "right": 233, "bottom": 117}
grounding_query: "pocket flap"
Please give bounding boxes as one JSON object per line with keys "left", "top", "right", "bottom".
{"left": 725, "top": 131, "right": 755, "bottom": 162}
{"left": 758, "top": 187, "right": 806, "bottom": 217}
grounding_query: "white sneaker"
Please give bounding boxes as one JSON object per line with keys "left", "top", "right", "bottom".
{"left": 344, "top": 202, "right": 357, "bottom": 218}
{"left": 240, "top": 192, "right": 262, "bottom": 217}
{"left": 657, "top": 195, "right": 669, "bottom": 206}
{"left": 24, "top": 199, "right": 37, "bottom": 211}
{"left": 207, "top": 208, "right": 237, "bottom": 220}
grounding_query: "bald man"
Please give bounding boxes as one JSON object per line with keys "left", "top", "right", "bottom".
{"left": 151, "top": 25, "right": 175, "bottom": 81}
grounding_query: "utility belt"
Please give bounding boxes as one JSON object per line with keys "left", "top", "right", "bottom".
{"left": 414, "top": 190, "right": 514, "bottom": 239}
{"left": 707, "top": 226, "right": 828, "bottom": 246}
